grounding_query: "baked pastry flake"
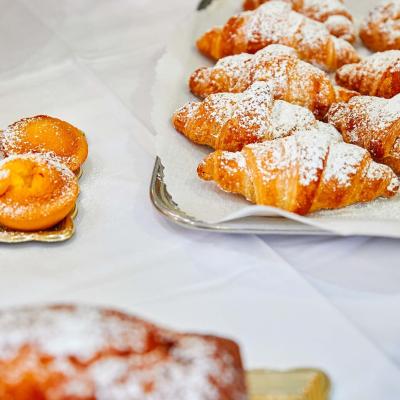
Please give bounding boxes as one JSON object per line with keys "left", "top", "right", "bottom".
{"left": 0, "top": 304, "right": 246, "bottom": 400}
{"left": 1, "top": 115, "right": 88, "bottom": 172}
{"left": 198, "top": 132, "right": 399, "bottom": 214}
{"left": 0, "top": 154, "right": 79, "bottom": 231}
{"left": 196, "top": 1, "right": 360, "bottom": 71}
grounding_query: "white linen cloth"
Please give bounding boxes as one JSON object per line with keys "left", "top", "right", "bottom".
{"left": 0, "top": 0, "right": 399, "bottom": 398}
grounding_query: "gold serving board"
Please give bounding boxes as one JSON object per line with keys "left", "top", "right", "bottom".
{"left": 0, "top": 206, "right": 77, "bottom": 243}
{"left": 0, "top": 167, "right": 82, "bottom": 244}
{"left": 247, "top": 368, "right": 331, "bottom": 400}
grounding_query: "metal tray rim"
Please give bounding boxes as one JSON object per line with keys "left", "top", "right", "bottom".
{"left": 150, "top": 157, "right": 332, "bottom": 236}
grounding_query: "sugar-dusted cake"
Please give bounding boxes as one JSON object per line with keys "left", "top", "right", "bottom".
{"left": 0, "top": 304, "right": 247, "bottom": 400}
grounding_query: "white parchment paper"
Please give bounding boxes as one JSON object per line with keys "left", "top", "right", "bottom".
{"left": 152, "top": 0, "right": 400, "bottom": 238}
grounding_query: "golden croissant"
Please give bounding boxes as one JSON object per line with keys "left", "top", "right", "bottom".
{"left": 360, "top": 0, "right": 400, "bottom": 52}
{"left": 173, "top": 82, "right": 341, "bottom": 152}
{"left": 190, "top": 45, "right": 359, "bottom": 119}
{"left": 336, "top": 50, "right": 400, "bottom": 98}
{"left": 196, "top": 1, "right": 360, "bottom": 71}
{"left": 198, "top": 132, "right": 399, "bottom": 215}
{"left": 327, "top": 94, "right": 400, "bottom": 175}
{"left": 243, "top": 0, "right": 356, "bottom": 43}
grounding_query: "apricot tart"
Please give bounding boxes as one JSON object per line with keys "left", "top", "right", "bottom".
{"left": 1, "top": 115, "right": 88, "bottom": 172}
{"left": 0, "top": 304, "right": 246, "bottom": 400}
{"left": 0, "top": 154, "right": 79, "bottom": 231}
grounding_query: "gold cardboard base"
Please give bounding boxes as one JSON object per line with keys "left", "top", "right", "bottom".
{"left": 247, "top": 368, "right": 331, "bottom": 400}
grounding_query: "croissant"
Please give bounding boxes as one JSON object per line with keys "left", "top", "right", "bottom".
{"left": 336, "top": 51, "right": 400, "bottom": 98}
{"left": 173, "top": 82, "right": 342, "bottom": 152}
{"left": 190, "top": 45, "right": 358, "bottom": 119}
{"left": 360, "top": 0, "right": 400, "bottom": 52}
{"left": 196, "top": 1, "right": 360, "bottom": 71}
{"left": 327, "top": 94, "right": 400, "bottom": 175}
{"left": 243, "top": 0, "right": 356, "bottom": 43}
{"left": 198, "top": 132, "right": 399, "bottom": 215}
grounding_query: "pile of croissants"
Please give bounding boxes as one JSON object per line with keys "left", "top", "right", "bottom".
{"left": 172, "top": 0, "right": 400, "bottom": 215}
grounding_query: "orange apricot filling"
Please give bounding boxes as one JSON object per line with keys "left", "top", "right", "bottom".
{"left": 0, "top": 155, "right": 79, "bottom": 231}
{"left": 1, "top": 116, "right": 88, "bottom": 172}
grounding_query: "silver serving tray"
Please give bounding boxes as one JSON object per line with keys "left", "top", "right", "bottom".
{"left": 150, "top": 0, "right": 331, "bottom": 236}
{"left": 150, "top": 158, "right": 332, "bottom": 235}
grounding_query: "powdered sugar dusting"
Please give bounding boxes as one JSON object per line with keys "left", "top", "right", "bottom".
{"left": 226, "top": 132, "right": 395, "bottom": 198}
{"left": 388, "top": 174, "right": 400, "bottom": 192}
{"left": 244, "top": 2, "right": 302, "bottom": 44}
{"left": 221, "top": 152, "right": 247, "bottom": 176}
{"left": 324, "top": 15, "right": 355, "bottom": 42}
{"left": 300, "top": 0, "right": 352, "bottom": 22}
{"left": 268, "top": 100, "right": 317, "bottom": 139}
{"left": 324, "top": 143, "right": 366, "bottom": 186}
{"left": 236, "top": 0, "right": 357, "bottom": 70}
{"left": 366, "top": 50, "right": 400, "bottom": 73}
{"left": 247, "top": 131, "right": 334, "bottom": 186}
{"left": 245, "top": 0, "right": 352, "bottom": 21}
{"left": 0, "top": 305, "right": 245, "bottom": 400}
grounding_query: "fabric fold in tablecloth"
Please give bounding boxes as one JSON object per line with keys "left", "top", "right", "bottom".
{"left": 0, "top": 1, "right": 398, "bottom": 399}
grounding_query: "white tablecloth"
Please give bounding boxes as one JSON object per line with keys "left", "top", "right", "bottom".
{"left": 1, "top": 0, "right": 400, "bottom": 398}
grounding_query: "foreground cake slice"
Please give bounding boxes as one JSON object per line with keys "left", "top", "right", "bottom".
{"left": 0, "top": 304, "right": 247, "bottom": 400}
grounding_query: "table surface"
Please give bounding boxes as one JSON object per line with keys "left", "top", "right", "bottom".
{"left": 0, "top": 0, "right": 399, "bottom": 398}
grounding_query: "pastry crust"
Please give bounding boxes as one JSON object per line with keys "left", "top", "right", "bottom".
{"left": 173, "top": 82, "right": 342, "bottom": 151}
{"left": 189, "top": 45, "right": 358, "bottom": 119}
{"left": 198, "top": 132, "right": 399, "bottom": 215}
{"left": 196, "top": 1, "right": 360, "bottom": 71}
{"left": 0, "top": 304, "right": 246, "bottom": 400}
{"left": 360, "top": 0, "right": 400, "bottom": 52}
{"left": 327, "top": 94, "right": 400, "bottom": 175}
{"left": 1, "top": 115, "right": 88, "bottom": 172}
{"left": 335, "top": 50, "right": 400, "bottom": 98}
{"left": 243, "top": 0, "right": 356, "bottom": 43}
{"left": 0, "top": 154, "right": 79, "bottom": 231}
{"left": 333, "top": 85, "right": 360, "bottom": 103}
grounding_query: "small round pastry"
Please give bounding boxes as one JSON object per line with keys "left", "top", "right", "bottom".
{"left": 360, "top": 0, "right": 400, "bottom": 52}
{"left": 0, "top": 154, "right": 79, "bottom": 231}
{"left": 1, "top": 115, "right": 88, "bottom": 172}
{"left": 0, "top": 304, "right": 246, "bottom": 400}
